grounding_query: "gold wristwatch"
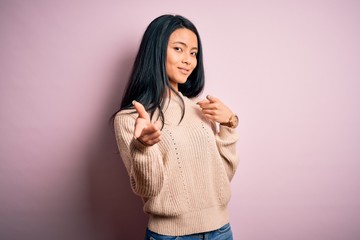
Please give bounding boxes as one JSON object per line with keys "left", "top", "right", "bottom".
{"left": 221, "top": 114, "right": 239, "bottom": 128}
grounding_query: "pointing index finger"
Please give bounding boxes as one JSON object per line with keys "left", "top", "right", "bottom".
{"left": 206, "top": 95, "right": 218, "bottom": 103}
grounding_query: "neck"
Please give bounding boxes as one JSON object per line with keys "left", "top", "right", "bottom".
{"left": 167, "top": 86, "right": 179, "bottom": 97}
{"left": 170, "top": 81, "right": 178, "bottom": 92}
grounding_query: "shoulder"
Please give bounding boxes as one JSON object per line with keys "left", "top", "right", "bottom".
{"left": 182, "top": 93, "right": 217, "bottom": 130}
{"left": 114, "top": 109, "right": 138, "bottom": 128}
{"left": 115, "top": 108, "right": 137, "bottom": 119}
{"left": 182, "top": 94, "right": 209, "bottom": 121}
{"left": 181, "top": 93, "right": 201, "bottom": 107}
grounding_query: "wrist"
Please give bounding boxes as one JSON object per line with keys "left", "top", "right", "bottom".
{"left": 220, "top": 113, "right": 239, "bottom": 128}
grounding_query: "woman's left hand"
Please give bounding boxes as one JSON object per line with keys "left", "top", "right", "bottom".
{"left": 197, "top": 95, "right": 233, "bottom": 124}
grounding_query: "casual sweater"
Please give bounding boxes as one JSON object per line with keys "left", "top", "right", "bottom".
{"left": 114, "top": 92, "right": 239, "bottom": 236}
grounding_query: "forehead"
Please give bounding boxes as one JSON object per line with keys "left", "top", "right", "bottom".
{"left": 169, "top": 28, "right": 198, "bottom": 46}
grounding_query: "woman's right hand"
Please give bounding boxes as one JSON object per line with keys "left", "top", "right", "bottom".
{"left": 132, "top": 100, "right": 162, "bottom": 146}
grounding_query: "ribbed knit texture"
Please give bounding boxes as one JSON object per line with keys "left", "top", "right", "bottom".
{"left": 114, "top": 92, "right": 239, "bottom": 236}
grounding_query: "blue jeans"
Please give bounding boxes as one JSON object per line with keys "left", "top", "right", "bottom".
{"left": 144, "top": 223, "right": 233, "bottom": 240}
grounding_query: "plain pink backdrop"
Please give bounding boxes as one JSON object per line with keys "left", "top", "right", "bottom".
{"left": 1, "top": 0, "right": 360, "bottom": 239}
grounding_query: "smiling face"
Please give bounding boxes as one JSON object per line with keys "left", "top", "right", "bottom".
{"left": 166, "top": 28, "right": 198, "bottom": 91}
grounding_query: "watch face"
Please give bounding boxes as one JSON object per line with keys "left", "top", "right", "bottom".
{"left": 231, "top": 115, "right": 239, "bottom": 128}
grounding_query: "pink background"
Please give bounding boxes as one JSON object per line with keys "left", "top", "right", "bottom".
{"left": 1, "top": 0, "right": 360, "bottom": 239}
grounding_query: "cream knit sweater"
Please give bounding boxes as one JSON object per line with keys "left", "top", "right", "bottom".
{"left": 114, "top": 92, "right": 239, "bottom": 236}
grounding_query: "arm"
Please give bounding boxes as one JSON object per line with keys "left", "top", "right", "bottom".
{"left": 198, "top": 95, "right": 240, "bottom": 181}
{"left": 114, "top": 112, "right": 164, "bottom": 197}
{"left": 214, "top": 123, "right": 240, "bottom": 181}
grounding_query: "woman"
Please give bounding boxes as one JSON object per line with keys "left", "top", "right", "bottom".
{"left": 112, "top": 14, "right": 239, "bottom": 239}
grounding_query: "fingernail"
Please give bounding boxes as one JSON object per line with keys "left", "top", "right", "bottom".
{"left": 132, "top": 100, "right": 136, "bottom": 105}
{"left": 207, "top": 95, "right": 211, "bottom": 99}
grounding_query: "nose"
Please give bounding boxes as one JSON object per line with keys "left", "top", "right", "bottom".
{"left": 182, "top": 54, "right": 191, "bottom": 65}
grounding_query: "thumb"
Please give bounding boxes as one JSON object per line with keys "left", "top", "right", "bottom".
{"left": 133, "top": 100, "right": 150, "bottom": 121}
{"left": 134, "top": 123, "right": 143, "bottom": 139}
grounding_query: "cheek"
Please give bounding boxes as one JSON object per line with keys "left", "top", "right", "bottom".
{"left": 191, "top": 59, "right": 198, "bottom": 71}
{"left": 165, "top": 56, "right": 172, "bottom": 71}
{"left": 167, "top": 55, "right": 179, "bottom": 66}
{"left": 166, "top": 59, "right": 177, "bottom": 77}
{"left": 166, "top": 49, "right": 178, "bottom": 64}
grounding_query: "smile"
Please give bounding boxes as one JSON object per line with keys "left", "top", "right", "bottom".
{"left": 178, "top": 67, "right": 190, "bottom": 75}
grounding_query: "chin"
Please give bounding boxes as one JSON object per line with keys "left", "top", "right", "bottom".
{"left": 169, "top": 77, "right": 189, "bottom": 87}
{"left": 177, "top": 77, "right": 188, "bottom": 84}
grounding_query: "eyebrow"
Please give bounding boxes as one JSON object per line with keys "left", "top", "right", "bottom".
{"left": 171, "top": 41, "right": 198, "bottom": 50}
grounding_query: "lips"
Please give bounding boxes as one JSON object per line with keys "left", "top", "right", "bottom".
{"left": 178, "top": 67, "right": 190, "bottom": 75}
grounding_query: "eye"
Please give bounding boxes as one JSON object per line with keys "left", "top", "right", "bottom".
{"left": 174, "top": 47, "right": 182, "bottom": 52}
{"left": 191, "top": 52, "right": 198, "bottom": 57}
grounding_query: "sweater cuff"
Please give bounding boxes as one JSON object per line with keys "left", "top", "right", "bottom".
{"left": 132, "top": 137, "right": 150, "bottom": 151}
{"left": 218, "top": 125, "right": 239, "bottom": 142}
{"left": 130, "top": 137, "right": 161, "bottom": 156}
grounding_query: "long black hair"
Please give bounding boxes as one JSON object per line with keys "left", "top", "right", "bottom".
{"left": 111, "top": 14, "right": 205, "bottom": 124}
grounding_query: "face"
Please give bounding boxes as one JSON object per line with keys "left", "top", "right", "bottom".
{"left": 166, "top": 28, "right": 198, "bottom": 91}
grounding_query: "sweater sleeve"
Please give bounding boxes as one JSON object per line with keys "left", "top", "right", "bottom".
{"left": 114, "top": 112, "right": 164, "bottom": 197}
{"left": 212, "top": 122, "right": 240, "bottom": 181}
